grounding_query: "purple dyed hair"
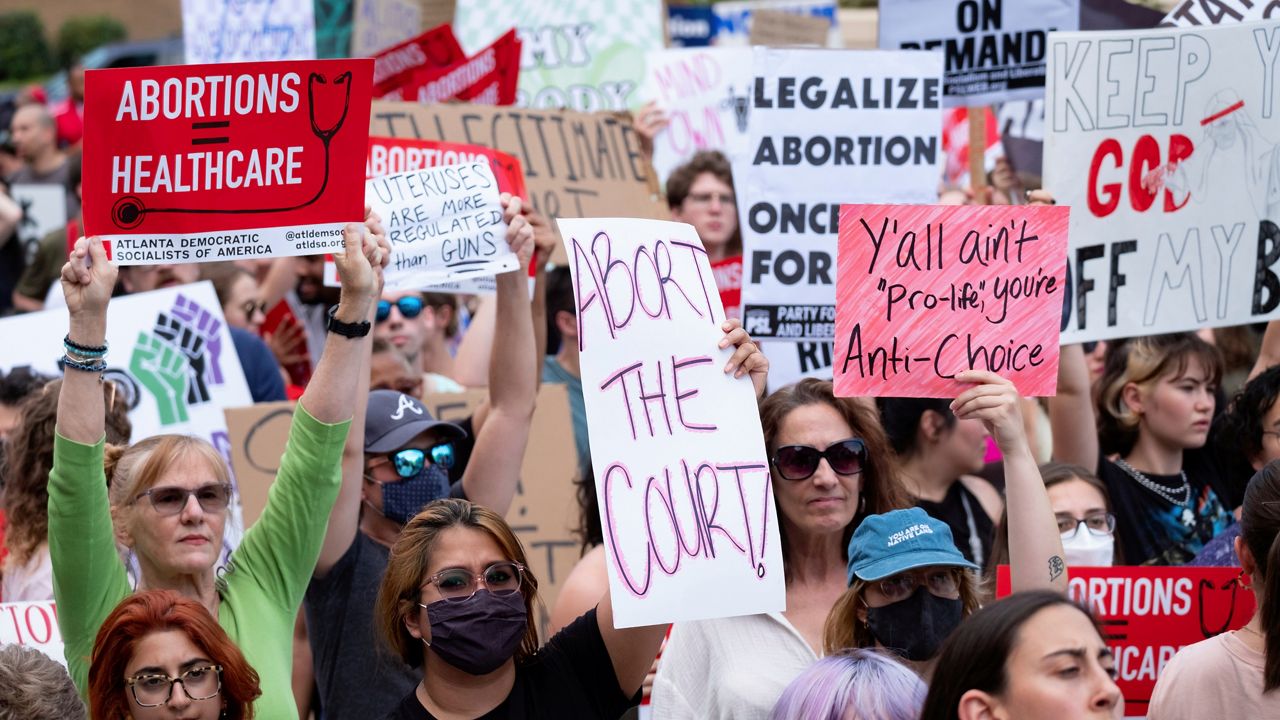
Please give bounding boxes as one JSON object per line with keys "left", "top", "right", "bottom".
{"left": 769, "top": 649, "right": 926, "bottom": 720}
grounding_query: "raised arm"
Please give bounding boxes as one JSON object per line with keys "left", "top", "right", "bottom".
{"left": 296, "top": 220, "right": 387, "bottom": 423}
{"left": 458, "top": 195, "right": 536, "bottom": 514}
{"left": 315, "top": 209, "right": 384, "bottom": 577}
{"left": 56, "top": 237, "right": 117, "bottom": 443}
{"left": 1250, "top": 319, "right": 1280, "bottom": 380}
{"left": 1048, "top": 343, "right": 1099, "bottom": 474}
{"left": 951, "top": 371, "right": 1067, "bottom": 593}
{"left": 597, "top": 582, "right": 670, "bottom": 697}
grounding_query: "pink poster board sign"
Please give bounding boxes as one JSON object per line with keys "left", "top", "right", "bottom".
{"left": 834, "top": 204, "right": 1069, "bottom": 398}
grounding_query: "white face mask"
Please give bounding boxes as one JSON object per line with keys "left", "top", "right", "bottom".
{"left": 1061, "top": 528, "right": 1114, "bottom": 567}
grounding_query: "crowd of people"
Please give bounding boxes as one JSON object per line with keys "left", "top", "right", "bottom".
{"left": 0, "top": 29, "right": 1278, "bottom": 720}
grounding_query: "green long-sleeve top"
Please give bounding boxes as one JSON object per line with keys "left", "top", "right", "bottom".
{"left": 49, "top": 404, "right": 350, "bottom": 719}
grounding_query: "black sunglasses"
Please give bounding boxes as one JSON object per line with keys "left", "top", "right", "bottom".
{"left": 376, "top": 296, "right": 425, "bottom": 323}
{"left": 386, "top": 443, "right": 455, "bottom": 478}
{"left": 771, "top": 438, "right": 866, "bottom": 481}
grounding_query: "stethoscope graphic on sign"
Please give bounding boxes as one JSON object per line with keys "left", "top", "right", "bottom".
{"left": 111, "top": 71, "right": 353, "bottom": 230}
{"left": 1197, "top": 574, "right": 1242, "bottom": 638}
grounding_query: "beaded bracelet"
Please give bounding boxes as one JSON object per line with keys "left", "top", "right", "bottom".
{"left": 64, "top": 335, "right": 108, "bottom": 357}
{"left": 62, "top": 355, "right": 108, "bottom": 374}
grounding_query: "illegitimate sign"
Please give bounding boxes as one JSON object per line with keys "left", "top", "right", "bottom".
{"left": 560, "top": 216, "right": 785, "bottom": 628}
{"left": 1045, "top": 20, "right": 1280, "bottom": 342}
{"left": 82, "top": 59, "right": 373, "bottom": 264}
{"left": 834, "top": 204, "right": 1068, "bottom": 398}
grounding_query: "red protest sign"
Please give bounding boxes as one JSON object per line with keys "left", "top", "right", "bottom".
{"left": 833, "top": 204, "right": 1068, "bottom": 398}
{"left": 366, "top": 136, "right": 527, "bottom": 201}
{"left": 996, "top": 565, "right": 1255, "bottom": 716}
{"left": 82, "top": 59, "right": 373, "bottom": 265}
{"left": 399, "top": 30, "right": 521, "bottom": 106}
{"left": 372, "top": 24, "right": 466, "bottom": 98}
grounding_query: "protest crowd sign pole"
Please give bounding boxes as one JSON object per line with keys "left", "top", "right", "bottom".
{"left": 968, "top": 105, "right": 987, "bottom": 204}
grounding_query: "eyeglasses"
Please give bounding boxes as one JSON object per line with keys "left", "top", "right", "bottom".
{"left": 685, "top": 191, "right": 735, "bottom": 207}
{"left": 376, "top": 296, "right": 424, "bottom": 323}
{"left": 421, "top": 561, "right": 526, "bottom": 602}
{"left": 127, "top": 664, "right": 222, "bottom": 707}
{"left": 239, "top": 299, "right": 267, "bottom": 318}
{"left": 133, "top": 484, "right": 232, "bottom": 516}
{"left": 1263, "top": 430, "right": 1280, "bottom": 442}
{"left": 867, "top": 569, "right": 961, "bottom": 605}
{"left": 372, "top": 444, "right": 456, "bottom": 481}
{"left": 1057, "top": 512, "right": 1117, "bottom": 539}
{"left": 771, "top": 438, "right": 866, "bottom": 481}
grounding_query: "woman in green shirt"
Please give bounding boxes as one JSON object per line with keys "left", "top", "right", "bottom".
{"left": 49, "top": 221, "right": 387, "bottom": 719}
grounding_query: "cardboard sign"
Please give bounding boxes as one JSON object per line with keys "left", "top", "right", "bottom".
{"left": 880, "top": 0, "right": 1080, "bottom": 106}
{"left": 369, "top": 101, "right": 667, "bottom": 229}
{"left": 1045, "top": 20, "right": 1280, "bottom": 342}
{"left": 711, "top": 0, "right": 841, "bottom": 49}
{"left": 453, "top": 0, "right": 665, "bottom": 111}
{"left": 560, "top": 216, "right": 785, "bottom": 628}
{"left": 1161, "top": 0, "right": 1270, "bottom": 26}
{"left": 372, "top": 24, "right": 467, "bottom": 98}
{"left": 736, "top": 48, "right": 944, "bottom": 341}
{"left": 368, "top": 160, "right": 519, "bottom": 288}
{"left": 9, "top": 184, "right": 67, "bottom": 264}
{"left": 834, "top": 204, "right": 1068, "bottom": 398}
{"left": 224, "top": 386, "right": 581, "bottom": 637}
{"left": 0, "top": 601, "right": 65, "bottom": 665}
{"left": 0, "top": 282, "right": 250, "bottom": 447}
{"left": 748, "top": 9, "right": 829, "bottom": 47}
{"left": 642, "top": 47, "right": 753, "bottom": 184}
{"left": 398, "top": 29, "right": 521, "bottom": 106}
{"left": 182, "top": 0, "right": 317, "bottom": 64}
{"left": 352, "top": 0, "right": 423, "bottom": 56}
{"left": 82, "top": 59, "right": 373, "bottom": 264}
{"left": 996, "top": 565, "right": 1256, "bottom": 716}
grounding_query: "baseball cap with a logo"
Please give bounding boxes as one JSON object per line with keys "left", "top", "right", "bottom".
{"left": 364, "top": 390, "right": 467, "bottom": 454}
{"left": 846, "top": 507, "right": 977, "bottom": 584}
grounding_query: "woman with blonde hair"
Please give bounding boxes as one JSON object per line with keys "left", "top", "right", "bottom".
{"left": 376, "top": 498, "right": 667, "bottom": 718}
{"left": 49, "top": 219, "right": 387, "bottom": 717}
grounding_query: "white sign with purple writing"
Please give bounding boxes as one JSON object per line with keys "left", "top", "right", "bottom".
{"left": 559, "top": 216, "right": 785, "bottom": 628}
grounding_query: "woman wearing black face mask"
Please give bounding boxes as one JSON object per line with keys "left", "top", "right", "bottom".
{"left": 376, "top": 498, "right": 668, "bottom": 719}
{"left": 823, "top": 372, "right": 1067, "bottom": 668}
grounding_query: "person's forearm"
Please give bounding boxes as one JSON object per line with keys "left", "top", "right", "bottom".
{"left": 298, "top": 295, "right": 373, "bottom": 424}
{"left": 1048, "top": 343, "right": 1098, "bottom": 472}
{"left": 452, "top": 296, "right": 495, "bottom": 388}
{"left": 260, "top": 257, "right": 300, "bottom": 308}
{"left": 489, "top": 268, "right": 535, "bottom": 413}
{"left": 1251, "top": 319, "right": 1280, "bottom": 380}
{"left": 1004, "top": 444, "right": 1067, "bottom": 593}
{"left": 11, "top": 290, "right": 44, "bottom": 312}
{"left": 57, "top": 313, "right": 107, "bottom": 443}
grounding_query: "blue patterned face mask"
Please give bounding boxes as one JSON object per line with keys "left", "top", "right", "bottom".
{"left": 378, "top": 463, "right": 452, "bottom": 525}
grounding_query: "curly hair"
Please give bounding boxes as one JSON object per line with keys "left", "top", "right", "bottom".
{"left": 1095, "top": 333, "right": 1223, "bottom": 455}
{"left": 1218, "top": 365, "right": 1280, "bottom": 468}
{"left": 665, "top": 150, "right": 742, "bottom": 256}
{"left": 0, "top": 643, "right": 86, "bottom": 720}
{"left": 2, "top": 380, "right": 131, "bottom": 568}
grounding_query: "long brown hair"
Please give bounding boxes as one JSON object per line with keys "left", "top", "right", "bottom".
{"left": 1242, "top": 462, "right": 1280, "bottom": 691}
{"left": 376, "top": 498, "right": 541, "bottom": 668}
{"left": 89, "top": 590, "right": 261, "bottom": 720}
{"left": 2, "top": 379, "right": 131, "bottom": 567}
{"left": 760, "top": 379, "right": 909, "bottom": 578}
{"left": 822, "top": 568, "right": 983, "bottom": 655}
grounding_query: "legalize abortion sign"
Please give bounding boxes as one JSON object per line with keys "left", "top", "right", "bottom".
{"left": 82, "top": 59, "right": 372, "bottom": 264}
{"left": 1045, "top": 20, "right": 1280, "bottom": 341}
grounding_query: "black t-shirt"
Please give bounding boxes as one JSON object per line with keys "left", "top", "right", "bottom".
{"left": 382, "top": 608, "right": 633, "bottom": 720}
{"left": 449, "top": 415, "right": 476, "bottom": 484}
{"left": 1098, "top": 449, "right": 1235, "bottom": 566}
{"left": 914, "top": 481, "right": 995, "bottom": 570}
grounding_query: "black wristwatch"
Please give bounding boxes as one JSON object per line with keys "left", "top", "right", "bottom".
{"left": 326, "top": 305, "right": 371, "bottom": 338}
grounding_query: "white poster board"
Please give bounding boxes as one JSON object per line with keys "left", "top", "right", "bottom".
{"left": 352, "top": 0, "right": 423, "bottom": 56}
{"left": 9, "top": 184, "right": 67, "bottom": 263}
{"left": 1045, "top": 21, "right": 1280, "bottom": 342}
{"left": 453, "top": 0, "right": 664, "bottom": 111}
{"left": 559, "top": 216, "right": 784, "bottom": 628}
{"left": 711, "top": 0, "right": 842, "bottom": 49}
{"left": 879, "top": 0, "right": 1080, "bottom": 106}
{"left": 367, "top": 161, "right": 518, "bottom": 289}
{"left": 736, "top": 48, "right": 944, "bottom": 341}
{"left": 642, "top": 47, "right": 753, "bottom": 184}
{"left": 1160, "top": 0, "right": 1271, "bottom": 27}
{"left": 0, "top": 282, "right": 251, "bottom": 446}
{"left": 0, "top": 602, "right": 65, "bottom": 665}
{"left": 182, "top": 0, "right": 317, "bottom": 64}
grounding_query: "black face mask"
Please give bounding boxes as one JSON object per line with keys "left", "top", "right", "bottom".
{"left": 423, "top": 590, "right": 528, "bottom": 675}
{"left": 865, "top": 586, "right": 963, "bottom": 662}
